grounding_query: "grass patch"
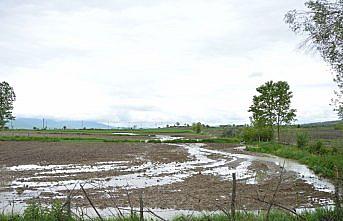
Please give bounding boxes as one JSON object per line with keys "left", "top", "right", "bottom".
{"left": 0, "top": 136, "right": 240, "bottom": 144}
{"left": 247, "top": 142, "right": 343, "bottom": 178}
{"left": 1, "top": 202, "right": 341, "bottom": 221}
{"left": 147, "top": 138, "right": 241, "bottom": 144}
{"left": 24, "top": 128, "right": 195, "bottom": 135}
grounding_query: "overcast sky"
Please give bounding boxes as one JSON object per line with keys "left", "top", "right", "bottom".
{"left": 0, "top": 0, "right": 339, "bottom": 126}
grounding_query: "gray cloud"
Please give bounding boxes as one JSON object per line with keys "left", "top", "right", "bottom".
{"left": 0, "top": 0, "right": 338, "bottom": 125}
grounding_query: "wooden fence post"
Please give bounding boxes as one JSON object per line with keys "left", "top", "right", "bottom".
{"left": 139, "top": 192, "right": 144, "bottom": 221}
{"left": 231, "top": 172, "right": 236, "bottom": 221}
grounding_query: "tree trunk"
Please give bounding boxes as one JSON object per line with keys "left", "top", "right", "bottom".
{"left": 277, "top": 115, "right": 280, "bottom": 143}
{"left": 277, "top": 123, "right": 280, "bottom": 143}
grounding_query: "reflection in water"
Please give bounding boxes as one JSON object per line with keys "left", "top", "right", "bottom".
{"left": 0, "top": 144, "right": 335, "bottom": 216}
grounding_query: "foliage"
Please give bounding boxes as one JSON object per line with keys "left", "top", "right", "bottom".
{"left": 147, "top": 137, "right": 240, "bottom": 144}
{"left": 221, "top": 127, "right": 240, "bottom": 137}
{"left": 307, "top": 140, "right": 329, "bottom": 155}
{"left": 0, "top": 81, "right": 16, "bottom": 129}
{"left": 296, "top": 132, "right": 309, "bottom": 148}
{"left": 247, "top": 142, "right": 343, "bottom": 178}
{"left": 242, "top": 127, "right": 273, "bottom": 142}
{"left": 248, "top": 81, "right": 296, "bottom": 141}
{"left": 192, "top": 122, "right": 202, "bottom": 134}
{"left": 334, "top": 123, "right": 343, "bottom": 130}
{"left": 1, "top": 205, "right": 341, "bottom": 221}
{"left": 174, "top": 208, "right": 342, "bottom": 221}
{"left": 285, "top": 0, "right": 343, "bottom": 118}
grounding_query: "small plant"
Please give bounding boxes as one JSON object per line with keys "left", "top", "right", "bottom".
{"left": 242, "top": 127, "right": 273, "bottom": 142}
{"left": 222, "top": 127, "right": 236, "bottom": 137}
{"left": 308, "top": 141, "right": 324, "bottom": 154}
{"left": 22, "top": 201, "right": 72, "bottom": 221}
{"left": 192, "top": 122, "right": 202, "bottom": 134}
{"left": 296, "top": 132, "right": 309, "bottom": 148}
{"left": 334, "top": 123, "right": 343, "bottom": 130}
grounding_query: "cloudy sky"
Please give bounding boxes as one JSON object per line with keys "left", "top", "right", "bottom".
{"left": 0, "top": 0, "right": 339, "bottom": 126}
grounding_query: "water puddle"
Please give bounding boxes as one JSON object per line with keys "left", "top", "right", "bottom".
{"left": 112, "top": 132, "right": 139, "bottom": 136}
{"left": 232, "top": 147, "right": 335, "bottom": 192}
{"left": 154, "top": 135, "right": 184, "bottom": 141}
{"left": 0, "top": 143, "right": 335, "bottom": 215}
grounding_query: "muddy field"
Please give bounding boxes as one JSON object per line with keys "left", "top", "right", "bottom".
{"left": 0, "top": 139, "right": 335, "bottom": 217}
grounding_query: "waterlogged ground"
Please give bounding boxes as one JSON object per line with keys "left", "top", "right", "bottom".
{"left": 0, "top": 138, "right": 335, "bottom": 217}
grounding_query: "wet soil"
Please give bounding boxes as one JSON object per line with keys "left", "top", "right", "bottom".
{"left": 0, "top": 141, "right": 188, "bottom": 166}
{"left": 0, "top": 141, "right": 334, "bottom": 212}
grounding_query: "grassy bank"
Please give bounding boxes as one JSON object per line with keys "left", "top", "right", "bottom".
{"left": 1, "top": 202, "right": 341, "bottom": 221}
{"left": 247, "top": 142, "right": 343, "bottom": 178}
{"left": 147, "top": 138, "right": 241, "bottom": 144}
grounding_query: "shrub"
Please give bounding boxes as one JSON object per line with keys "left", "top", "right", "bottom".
{"left": 307, "top": 141, "right": 328, "bottom": 155}
{"left": 334, "top": 123, "right": 343, "bottom": 130}
{"left": 332, "top": 147, "right": 338, "bottom": 154}
{"left": 242, "top": 127, "right": 273, "bottom": 142}
{"left": 192, "top": 122, "right": 202, "bottom": 134}
{"left": 222, "top": 127, "right": 237, "bottom": 137}
{"left": 23, "top": 201, "right": 72, "bottom": 221}
{"left": 296, "top": 132, "right": 309, "bottom": 148}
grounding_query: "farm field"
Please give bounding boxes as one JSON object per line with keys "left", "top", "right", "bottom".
{"left": 0, "top": 129, "right": 338, "bottom": 219}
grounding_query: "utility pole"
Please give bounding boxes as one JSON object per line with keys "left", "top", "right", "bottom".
{"left": 42, "top": 118, "right": 45, "bottom": 129}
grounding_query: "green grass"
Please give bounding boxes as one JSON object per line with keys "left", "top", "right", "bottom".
{"left": 23, "top": 128, "right": 195, "bottom": 135}
{"left": 247, "top": 142, "right": 343, "bottom": 178}
{"left": 1, "top": 202, "right": 341, "bottom": 221}
{"left": 0, "top": 136, "right": 241, "bottom": 144}
{"left": 146, "top": 138, "right": 240, "bottom": 144}
{"left": 173, "top": 209, "right": 342, "bottom": 221}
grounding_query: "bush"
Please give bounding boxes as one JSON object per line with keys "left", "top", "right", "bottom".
{"left": 222, "top": 127, "right": 237, "bottom": 137}
{"left": 192, "top": 122, "right": 202, "bottom": 134}
{"left": 296, "top": 132, "right": 309, "bottom": 148}
{"left": 308, "top": 141, "right": 329, "bottom": 155}
{"left": 23, "top": 201, "right": 72, "bottom": 221}
{"left": 307, "top": 140, "right": 322, "bottom": 154}
{"left": 242, "top": 127, "right": 273, "bottom": 142}
{"left": 334, "top": 123, "right": 343, "bottom": 130}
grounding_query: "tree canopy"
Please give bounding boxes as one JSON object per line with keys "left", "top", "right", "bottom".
{"left": 248, "top": 81, "right": 296, "bottom": 141}
{"left": 285, "top": 0, "right": 343, "bottom": 117}
{"left": 0, "top": 81, "right": 16, "bottom": 129}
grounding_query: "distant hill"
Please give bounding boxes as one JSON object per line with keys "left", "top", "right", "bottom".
{"left": 301, "top": 120, "right": 343, "bottom": 127}
{"left": 7, "top": 118, "right": 109, "bottom": 129}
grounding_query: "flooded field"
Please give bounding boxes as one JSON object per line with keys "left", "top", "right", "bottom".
{"left": 0, "top": 138, "right": 335, "bottom": 218}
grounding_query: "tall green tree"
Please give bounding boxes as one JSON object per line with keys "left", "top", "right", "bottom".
{"left": 0, "top": 81, "right": 16, "bottom": 129}
{"left": 285, "top": 0, "right": 343, "bottom": 118}
{"left": 249, "top": 81, "right": 296, "bottom": 141}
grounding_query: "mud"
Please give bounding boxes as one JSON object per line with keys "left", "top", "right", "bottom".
{"left": 0, "top": 141, "right": 335, "bottom": 214}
